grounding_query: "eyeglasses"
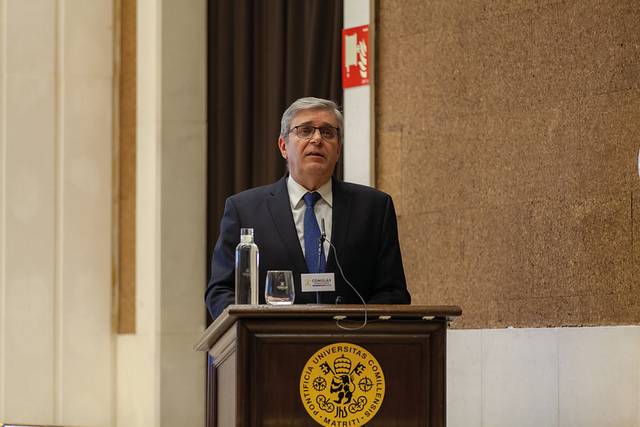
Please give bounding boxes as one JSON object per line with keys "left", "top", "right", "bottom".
{"left": 288, "top": 125, "right": 340, "bottom": 141}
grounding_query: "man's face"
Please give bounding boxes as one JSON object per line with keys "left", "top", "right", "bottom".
{"left": 278, "top": 109, "right": 341, "bottom": 188}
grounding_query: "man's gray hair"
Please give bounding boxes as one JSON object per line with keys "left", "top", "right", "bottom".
{"left": 279, "top": 97, "right": 344, "bottom": 140}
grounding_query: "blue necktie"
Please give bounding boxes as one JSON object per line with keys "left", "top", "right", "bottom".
{"left": 303, "top": 192, "right": 326, "bottom": 273}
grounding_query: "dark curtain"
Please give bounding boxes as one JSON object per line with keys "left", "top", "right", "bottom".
{"left": 206, "top": 0, "right": 344, "bottom": 302}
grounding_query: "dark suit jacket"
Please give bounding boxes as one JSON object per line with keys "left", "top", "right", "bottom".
{"left": 205, "top": 177, "right": 411, "bottom": 319}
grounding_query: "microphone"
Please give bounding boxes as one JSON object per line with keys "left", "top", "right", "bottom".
{"left": 320, "top": 218, "right": 368, "bottom": 330}
{"left": 315, "top": 219, "right": 327, "bottom": 304}
{"left": 317, "top": 222, "right": 325, "bottom": 270}
{"left": 321, "top": 218, "right": 327, "bottom": 243}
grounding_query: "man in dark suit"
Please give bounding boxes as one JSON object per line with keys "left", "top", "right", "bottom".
{"left": 206, "top": 97, "right": 410, "bottom": 319}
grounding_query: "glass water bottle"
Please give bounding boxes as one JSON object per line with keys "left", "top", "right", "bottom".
{"left": 235, "top": 228, "right": 259, "bottom": 304}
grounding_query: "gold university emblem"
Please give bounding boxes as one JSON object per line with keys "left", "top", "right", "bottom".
{"left": 299, "top": 342, "right": 385, "bottom": 426}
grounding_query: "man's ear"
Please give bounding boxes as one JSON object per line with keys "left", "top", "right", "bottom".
{"left": 278, "top": 136, "right": 288, "bottom": 159}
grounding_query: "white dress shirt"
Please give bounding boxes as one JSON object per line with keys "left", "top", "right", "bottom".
{"left": 286, "top": 176, "right": 332, "bottom": 261}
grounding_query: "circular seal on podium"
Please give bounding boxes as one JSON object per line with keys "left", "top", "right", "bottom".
{"left": 299, "top": 342, "right": 385, "bottom": 426}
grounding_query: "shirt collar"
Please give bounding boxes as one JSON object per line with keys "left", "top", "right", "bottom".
{"left": 287, "top": 176, "right": 333, "bottom": 208}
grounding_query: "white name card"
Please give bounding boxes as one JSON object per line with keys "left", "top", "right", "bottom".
{"left": 301, "top": 273, "right": 336, "bottom": 292}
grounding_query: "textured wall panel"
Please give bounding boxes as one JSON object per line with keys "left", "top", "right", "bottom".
{"left": 0, "top": 0, "right": 114, "bottom": 424}
{"left": 4, "top": 73, "right": 56, "bottom": 424}
{"left": 377, "top": 0, "right": 640, "bottom": 327}
{"left": 3, "top": 0, "right": 57, "bottom": 420}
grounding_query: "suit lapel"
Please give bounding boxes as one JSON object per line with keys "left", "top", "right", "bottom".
{"left": 327, "top": 179, "right": 351, "bottom": 272}
{"left": 267, "top": 177, "right": 308, "bottom": 273}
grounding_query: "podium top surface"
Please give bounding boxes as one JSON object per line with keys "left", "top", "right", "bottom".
{"left": 194, "top": 304, "right": 461, "bottom": 352}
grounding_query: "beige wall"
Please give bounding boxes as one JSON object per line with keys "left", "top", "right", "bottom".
{"left": 0, "top": 0, "right": 113, "bottom": 424}
{"left": 376, "top": 0, "right": 640, "bottom": 328}
{"left": 0, "top": 1, "right": 206, "bottom": 426}
{"left": 115, "top": 0, "right": 206, "bottom": 426}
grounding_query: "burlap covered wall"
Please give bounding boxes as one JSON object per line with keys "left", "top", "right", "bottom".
{"left": 376, "top": 0, "right": 640, "bottom": 328}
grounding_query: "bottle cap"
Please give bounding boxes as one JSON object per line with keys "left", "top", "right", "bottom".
{"left": 240, "top": 228, "right": 254, "bottom": 243}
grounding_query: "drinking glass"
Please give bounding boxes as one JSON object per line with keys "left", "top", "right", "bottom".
{"left": 265, "top": 270, "right": 295, "bottom": 305}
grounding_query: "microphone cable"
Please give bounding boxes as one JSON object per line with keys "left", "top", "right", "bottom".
{"left": 321, "top": 219, "right": 368, "bottom": 330}
{"left": 315, "top": 230, "right": 323, "bottom": 304}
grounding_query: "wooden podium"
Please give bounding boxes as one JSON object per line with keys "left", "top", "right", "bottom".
{"left": 195, "top": 305, "right": 461, "bottom": 427}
